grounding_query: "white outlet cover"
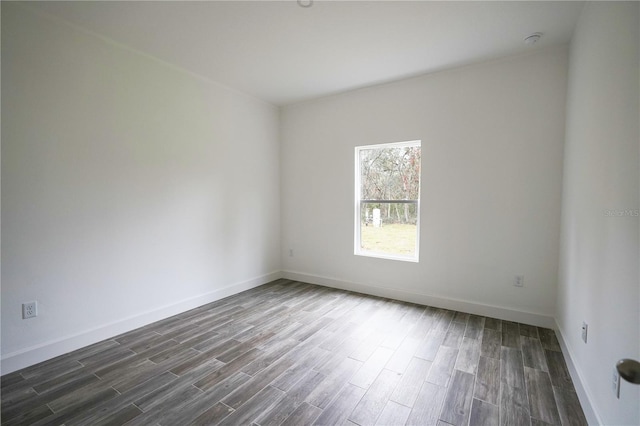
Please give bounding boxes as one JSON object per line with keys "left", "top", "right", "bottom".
{"left": 22, "top": 301, "right": 38, "bottom": 319}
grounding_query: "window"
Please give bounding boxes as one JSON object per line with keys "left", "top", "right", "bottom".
{"left": 355, "top": 140, "right": 421, "bottom": 262}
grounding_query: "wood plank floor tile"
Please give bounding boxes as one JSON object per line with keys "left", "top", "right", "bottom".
{"left": 312, "top": 383, "right": 366, "bottom": 426}
{"left": 292, "top": 317, "right": 334, "bottom": 342}
{"left": 525, "top": 367, "right": 561, "bottom": 425}
{"left": 158, "top": 372, "right": 251, "bottom": 425}
{"left": 20, "top": 358, "right": 83, "bottom": 381}
{"left": 386, "top": 336, "right": 421, "bottom": 374}
{"left": 519, "top": 323, "right": 539, "bottom": 338}
{"left": 93, "top": 339, "right": 176, "bottom": 378}
{"left": 190, "top": 402, "right": 234, "bottom": 426}
{"left": 111, "top": 359, "right": 185, "bottom": 394}
{"left": 1, "top": 281, "right": 586, "bottom": 426}
{"left": 92, "top": 403, "right": 142, "bottom": 426}
{"left": 349, "top": 346, "right": 395, "bottom": 389}
{"left": 1, "top": 377, "right": 33, "bottom": 403}
{"left": 415, "top": 329, "right": 447, "bottom": 361}
{"left": 502, "top": 322, "right": 521, "bottom": 349}
{"left": 32, "top": 386, "right": 120, "bottom": 426}
{"left": 538, "top": 328, "right": 562, "bottom": 352}
{"left": 65, "top": 340, "right": 122, "bottom": 365}
{"left": 127, "top": 332, "right": 169, "bottom": 353}
{"left": 453, "top": 312, "right": 470, "bottom": 324}
{"left": 313, "top": 338, "right": 359, "bottom": 376}
{"left": 455, "top": 337, "right": 481, "bottom": 374}
{"left": 443, "top": 321, "right": 466, "bottom": 348}
{"left": 401, "top": 305, "right": 427, "bottom": 328}
{"left": 130, "top": 386, "right": 204, "bottom": 425}
{"left": 501, "top": 384, "right": 531, "bottom": 426}
{"left": 464, "top": 315, "right": 485, "bottom": 339}
{"left": 2, "top": 374, "right": 101, "bottom": 422}
{"left": 1, "top": 372, "right": 27, "bottom": 390}
{"left": 390, "top": 356, "right": 432, "bottom": 407}
{"left": 348, "top": 368, "right": 402, "bottom": 425}
{"left": 2, "top": 403, "right": 53, "bottom": 426}
{"left": 271, "top": 346, "right": 329, "bottom": 391}
{"left": 66, "top": 375, "right": 176, "bottom": 425}
{"left": 480, "top": 328, "right": 501, "bottom": 360}
{"left": 501, "top": 347, "right": 525, "bottom": 389}
{"left": 31, "top": 366, "right": 93, "bottom": 395}
{"left": 218, "top": 385, "right": 285, "bottom": 426}
{"left": 221, "top": 357, "right": 295, "bottom": 409}
{"left": 427, "top": 346, "right": 459, "bottom": 387}
{"left": 319, "top": 321, "right": 358, "bottom": 351}
{"left": 484, "top": 317, "right": 502, "bottom": 331}
{"left": 503, "top": 321, "right": 520, "bottom": 334}
{"left": 113, "top": 327, "right": 157, "bottom": 346}
{"left": 348, "top": 331, "right": 385, "bottom": 362}
{"left": 307, "top": 357, "right": 363, "bottom": 409}
{"left": 240, "top": 338, "right": 300, "bottom": 376}
{"left": 193, "top": 347, "right": 265, "bottom": 391}
{"left": 375, "top": 400, "right": 412, "bottom": 425}
{"left": 545, "top": 349, "right": 574, "bottom": 390}
{"left": 521, "top": 336, "right": 549, "bottom": 372}
{"left": 408, "top": 313, "right": 434, "bottom": 340}
{"left": 530, "top": 418, "right": 554, "bottom": 426}
{"left": 132, "top": 370, "right": 201, "bottom": 412}
{"left": 439, "top": 369, "right": 475, "bottom": 426}
{"left": 166, "top": 325, "right": 218, "bottom": 345}
{"left": 433, "top": 310, "right": 455, "bottom": 332}
{"left": 282, "top": 401, "right": 322, "bottom": 426}
{"left": 553, "top": 386, "right": 588, "bottom": 426}
{"left": 469, "top": 398, "right": 500, "bottom": 426}
{"left": 168, "top": 345, "right": 227, "bottom": 376}
{"left": 256, "top": 369, "right": 326, "bottom": 426}
{"left": 1, "top": 386, "right": 39, "bottom": 410}
{"left": 474, "top": 356, "right": 500, "bottom": 405}
{"left": 381, "top": 324, "right": 412, "bottom": 350}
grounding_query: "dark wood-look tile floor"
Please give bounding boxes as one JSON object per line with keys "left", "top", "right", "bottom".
{"left": 1, "top": 280, "right": 588, "bottom": 425}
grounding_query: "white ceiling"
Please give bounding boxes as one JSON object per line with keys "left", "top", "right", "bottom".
{"left": 28, "top": 1, "right": 584, "bottom": 106}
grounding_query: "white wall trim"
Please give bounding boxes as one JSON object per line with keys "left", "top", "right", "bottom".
{"left": 2, "top": 269, "right": 564, "bottom": 376}
{"left": 282, "top": 270, "right": 555, "bottom": 328}
{"left": 554, "top": 321, "right": 603, "bottom": 426}
{"left": 1, "top": 271, "right": 283, "bottom": 375}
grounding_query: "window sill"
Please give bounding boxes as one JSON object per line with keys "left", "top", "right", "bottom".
{"left": 354, "top": 251, "right": 419, "bottom": 263}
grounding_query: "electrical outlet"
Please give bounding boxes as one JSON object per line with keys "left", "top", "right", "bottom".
{"left": 22, "top": 301, "right": 38, "bottom": 319}
{"left": 581, "top": 322, "right": 588, "bottom": 343}
{"left": 613, "top": 367, "right": 620, "bottom": 398}
{"left": 289, "top": 249, "right": 294, "bottom": 257}
{"left": 514, "top": 275, "right": 524, "bottom": 287}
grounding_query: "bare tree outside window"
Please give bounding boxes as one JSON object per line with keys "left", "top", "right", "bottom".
{"left": 355, "top": 141, "right": 421, "bottom": 261}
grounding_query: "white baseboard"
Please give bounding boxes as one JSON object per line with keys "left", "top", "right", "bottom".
{"left": 2, "top": 267, "right": 601, "bottom": 424}
{"left": 1, "top": 269, "right": 558, "bottom": 375}
{"left": 554, "top": 321, "right": 602, "bottom": 425}
{"left": 1, "top": 271, "right": 283, "bottom": 375}
{"left": 282, "top": 270, "right": 555, "bottom": 328}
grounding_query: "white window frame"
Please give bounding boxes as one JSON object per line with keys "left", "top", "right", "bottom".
{"left": 354, "top": 140, "right": 421, "bottom": 262}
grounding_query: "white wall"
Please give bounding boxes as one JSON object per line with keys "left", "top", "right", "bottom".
{"left": 557, "top": 2, "right": 640, "bottom": 425}
{"left": 1, "top": 4, "right": 281, "bottom": 373}
{"left": 281, "top": 47, "right": 568, "bottom": 325}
